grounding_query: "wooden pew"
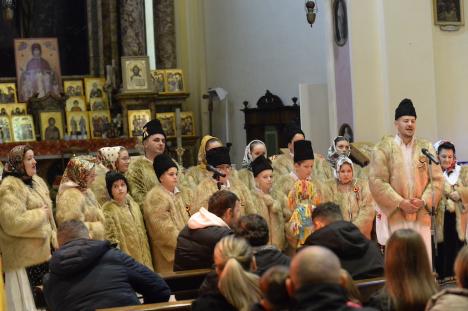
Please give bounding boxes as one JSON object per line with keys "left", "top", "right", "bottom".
{"left": 97, "top": 299, "right": 193, "bottom": 311}
{"left": 355, "top": 277, "right": 385, "bottom": 303}
{"left": 162, "top": 269, "right": 212, "bottom": 300}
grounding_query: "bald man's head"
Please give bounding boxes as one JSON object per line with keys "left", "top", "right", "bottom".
{"left": 289, "top": 246, "right": 341, "bottom": 292}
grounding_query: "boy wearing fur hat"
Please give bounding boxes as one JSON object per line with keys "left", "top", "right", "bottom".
{"left": 369, "top": 98, "right": 444, "bottom": 261}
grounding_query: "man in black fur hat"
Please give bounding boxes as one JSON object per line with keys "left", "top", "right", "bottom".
{"left": 368, "top": 98, "right": 443, "bottom": 262}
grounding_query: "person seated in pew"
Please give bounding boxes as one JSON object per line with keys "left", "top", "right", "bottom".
{"left": 303, "top": 202, "right": 383, "bottom": 280}
{"left": 174, "top": 190, "right": 239, "bottom": 271}
{"left": 235, "top": 214, "right": 290, "bottom": 276}
{"left": 427, "top": 246, "right": 468, "bottom": 311}
{"left": 43, "top": 220, "right": 170, "bottom": 311}
{"left": 238, "top": 139, "right": 267, "bottom": 189}
{"left": 192, "top": 235, "right": 261, "bottom": 311}
{"left": 251, "top": 266, "right": 291, "bottom": 311}
{"left": 366, "top": 229, "right": 437, "bottom": 311}
{"left": 286, "top": 245, "right": 378, "bottom": 311}
{"left": 144, "top": 154, "right": 192, "bottom": 273}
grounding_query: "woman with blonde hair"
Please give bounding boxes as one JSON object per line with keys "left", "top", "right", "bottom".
{"left": 56, "top": 155, "right": 105, "bottom": 240}
{"left": 367, "top": 229, "right": 437, "bottom": 311}
{"left": 192, "top": 235, "right": 261, "bottom": 311}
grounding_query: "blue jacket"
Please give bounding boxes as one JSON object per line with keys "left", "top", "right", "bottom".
{"left": 43, "top": 239, "right": 170, "bottom": 311}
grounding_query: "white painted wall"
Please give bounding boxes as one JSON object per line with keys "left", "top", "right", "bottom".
{"left": 202, "top": 0, "right": 330, "bottom": 164}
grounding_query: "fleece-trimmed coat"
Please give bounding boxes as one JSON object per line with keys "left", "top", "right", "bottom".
{"left": 0, "top": 175, "right": 56, "bottom": 271}
{"left": 143, "top": 184, "right": 191, "bottom": 273}
{"left": 369, "top": 135, "right": 444, "bottom": 229}
{"left": 103, "top": 196, "right": 153, "bottom": 270}
{"left": 56, "top": 187, "right": 105, "bottom": 240}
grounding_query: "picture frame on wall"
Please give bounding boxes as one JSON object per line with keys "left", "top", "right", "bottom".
{"left": 89, "top": 97, "right": 109, "bottom": 111}
{"left": 0, "top": 83, "right": 18, "bottom": 103}
{"left": 8, "top": 103, "right": 27, "bottom": 116}
{"left": 121, "top": 56, "right": 153, "bottom": 93}
{"left": 64, "top": 80, "right": 84, "bottom": 97}
{"left": 40, "top": 111, "right": 63, "bottom": 141}
{"left": 14, "top": 38, "right": 63, "bottom": 102}
{"left": 84, "top": 77, "right": 107, "bottom": 104}
{"left": 156, "top": 112, "right": 176, "bottom": 137}
{"left": 11, "top": 115, "right": 36, "bottom": 142}
{"left": 151, "top": 69, "right": 166, "bottom": 93}
{"left": 0, "top": 116, "right": 13, "bottom": 143}
{"left": 65, "top": 96, "right": 87, "bottom": 112}
{"left": 66, "top": 111, "right": 89, "bottom": 138}
{"left": 164, "top": 69, "right": 185, "bottom": 93}
{"left": 434, "top": 0, "right": 464, "bottom": 25}
{"left": 128, "top": 109, "right": 151, "bottom": 137}
{"left": 180, "top": 111, "right": 195, "bottom": 136}
{"left": 89, "top": 110, "right": 111, "bottom": 139}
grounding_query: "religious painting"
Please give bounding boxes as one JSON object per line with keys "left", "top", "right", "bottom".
{"left": 40, "top": 111, "right": 63, "bottom": 141}
{"left": 64, "top": 80, "right": 84, "bottom": 97}
{"left": 180, "top": 111, "right": 195, "bottom": 136}
{"left": 66, "top": 111, "right": 90, "bottom": 138}
{"left": 8, "top": 103, "right": 27, "bottom": 116}
{"left": 0, "top": 83, "right": 18, "bottom": 103}
{"left": 65, "top": 96, "right": 87, "bottom": 112}
{"left": 0, "top": 116, "right": 13, "bottom": 143}
{"left": 89, "top": 110, "right": 111, "bottom": 139}
{"left": 0, "top": 104, "right": 9, "bottom": 117}
{"left": 151, "top": 70, "right": 166, "bottom": 93}
{"left": 89, "top": 98, "right": 109, "bottom": 111}
{"left": 434, "top": 0, "right": 464, "bottom": 25}
{"left": 14, "top": 38, "right": 62, "bottom": 102}
{"left": 84, "top": 77, "right": 107, "bottom": 104}
{"left": 165, "top": 69, "right": 185, "bottom": 93}
{"left": 11, "top": 115, "right": 36, "bottom": 142}
{"left": 128, "top": 109, "right": 151, "bottom": 137}
{"left": 121, "top": 56, "right": 153, "bottom": 93}
{"left": 156, "top": 112, "right": 176, "bottom": 137}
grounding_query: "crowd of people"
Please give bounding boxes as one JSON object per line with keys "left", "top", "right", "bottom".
{"left": 0, "top": 97, "right": 467, "bottom": 310}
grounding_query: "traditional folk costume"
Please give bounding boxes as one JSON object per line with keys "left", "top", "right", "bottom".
{"left": 144, "top": 154, "right": 191, "bottom": 273}
{"left": 56, "top": 156, "right": 106, "bottom": 240}
{"left": 0, "top": 145, "right": 57, "bottom": 311}
{"left": 238, "top": 140, "right": 267, "bottom": 190}
{"left": 191, "top": 147, "right": 256, "bottom": 216}
{"left": 102, "top": 172, "right": 153, "bottom": 270}
{"left": 90, "top": 146, "right": 126, "bottom": 205}
{"left": 320, "top": 156, "right": 375, "bottom": 239}
{"left": 249, "top": 155, "right": 286, "bottom": 250}
{"left": 433, "top": 141, "right": 468, "bottom": 281}
{"left": 369, "top": 99, "right": 444, "bottom": 260}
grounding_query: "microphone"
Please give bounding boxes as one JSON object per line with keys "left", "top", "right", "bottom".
{"left": 422, "top": 148, "right": 439, "bottom": 165}
{"left": 207, "top": 164, "right": 226, "bottom": 178}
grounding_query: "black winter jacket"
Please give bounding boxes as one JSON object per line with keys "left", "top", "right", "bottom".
{"left": 43, "top": 239, "right": 170, "bottom": 311}
{"left": 173, "top": 225, "right": 232, "bottom": 271}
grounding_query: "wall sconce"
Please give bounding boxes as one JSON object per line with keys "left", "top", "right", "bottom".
{"left": 305, "top": 0, "right": 317, "bottom": 27}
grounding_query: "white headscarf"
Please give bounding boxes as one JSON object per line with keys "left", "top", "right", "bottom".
{"left": 242, "top": 140, "right": 267, "bottom": 169}
{"left": 334, "top": 155, "right": 354, "bottom": 180}
{"left": 327, "top": 136, "right": 351, "bottom": 168}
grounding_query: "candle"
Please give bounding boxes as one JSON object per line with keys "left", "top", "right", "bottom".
{"left": 175, "top": 108, "right": 182, "bottom": 148}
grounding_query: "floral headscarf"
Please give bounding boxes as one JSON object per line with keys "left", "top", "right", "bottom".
{"left": 97, "top": 146, "right": 126, "bottom": 171}
{"left": 2, "top": 145, "right": 34, "bottom": 185}
{"left": 327, "top": 136, "right": 351, "bottom": 168}
{"left": 58, "top": 155, "right": 96, "bottom": 196}
{"left": 334, "top": 155, "right": 354, "bottom": 181}
{"left": 197, "top": 135, "right": 223, "bottom": 169}
{"left": 242, "top": 140, "right": 267, "bottom": 169}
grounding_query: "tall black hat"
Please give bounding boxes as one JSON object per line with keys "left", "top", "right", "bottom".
{"left": 153, "top": 154, "right": 178, "bottom": 181}
{"left": 294, "top": 140, "right": 314, "bottom": 163}
{"left": 206, "top": 147, "right": 231, "bottom": 167}
{"left": 142, "top": 119, "right": 166, "bottom": 141}
{"left": 251, "top": 155, "right": 273, "bottom": 177}
{"left": 395, "top": 98, "right": 417, "bottom": 120}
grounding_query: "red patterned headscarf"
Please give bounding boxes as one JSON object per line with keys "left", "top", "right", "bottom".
{"left": 58, "top": 155, "right": 96, "bottom": 195}
{"left": 2, "top": 145, "right": 34, "bottom": 185}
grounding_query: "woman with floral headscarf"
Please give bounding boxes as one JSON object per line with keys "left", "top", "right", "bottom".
{"left": 320, "top": 155, "right": 375, "bottom": 239}
{"left": 90, "top": 146, "right": 130, "bottom": 205}
{"left": 182, "top": 135, "right": 223, "bottom": 189}
{"left": 238, "top": 140, "right": 267, "bottom": 189}
{"left": 0, "top": 145, "right": 57, "bottom": 310}
{"left": 434, "top": 140, "right": 468, "bottom": 283}
{"left": 56, "top": 155, "right": 105, "bottom": 240}
{"left": 314, "top": 136, "right": 352, "bottom": 181}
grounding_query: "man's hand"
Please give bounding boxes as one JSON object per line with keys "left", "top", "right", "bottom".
{"left": 399, "top": 199, "right": 419, "bottom": 214}
{"left": 449, "top": 191, "right": 461, "bottom": 202}
{"left": 410, "top": 198, "right": 425, "bottom": 209}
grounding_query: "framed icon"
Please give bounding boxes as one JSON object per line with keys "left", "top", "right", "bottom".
{"left": 40, "top": 111, "right": 63, "bottom": 141}
{"left": 11, "top": 115, "right": 36, "bottom": 142}
{"left": 121, "top": 56, "right": 153, "bottom": 93}
{"left": 8, "top": 103, "right": 27, "bottom": 116}
{"left": 0, "top": 83, "right": 17, "bottom": 104}
{"left": 128, "top": 109, "right": 151, "bottom": 137}
{"left": 84, "top": 77, "right": 107, "bottom": 104}
{"left": 151, "top": 69, "right": 166, "bottom": 93}
{"left": 434, "top": 0, "right": 464, "bottom": 25}
{"left": 0, "top": 116, "right": 13, "bottom": 143}
{"left": 66, "top": 111, "right": 90, "bottom": 138}
{"left": 180, "top": 111, "right": 195, "bottom": 136}
{"left": 89, "top": 97, "right": 109, "bottom": 111}
{"left": 164, "top": 69, "right": 185, "bottom": 93}
{"left": 64, "top": 80, "right": 84, "bottom": 97}
{"left": 89, "top": 110, "right": 111, "bottom": 139}
{"left": 156, "top": 112, "right": 176, "bottom": 137}
{"left": 65, "top": 96, "right": 87, "bottom": 112}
